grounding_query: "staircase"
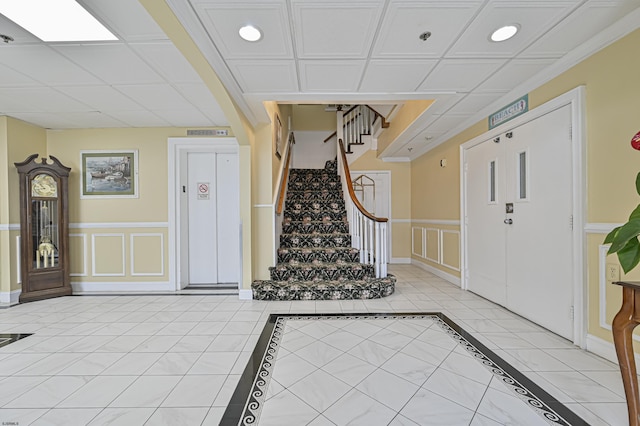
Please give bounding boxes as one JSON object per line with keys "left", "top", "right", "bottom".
{"left": 251, "top": 160, "right": 395, "bottom": 300}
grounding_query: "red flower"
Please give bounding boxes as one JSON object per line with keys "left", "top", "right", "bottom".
{"left": 631, "top": 130, "right": 640, "bottom": 151}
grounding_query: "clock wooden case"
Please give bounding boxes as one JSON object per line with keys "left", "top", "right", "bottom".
{"left": 15, "top": 154, "right": 72, "bottom": 303}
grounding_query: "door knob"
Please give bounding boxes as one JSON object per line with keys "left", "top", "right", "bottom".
{"left": 504, "top": 218, "right": 513, "bottom": 225}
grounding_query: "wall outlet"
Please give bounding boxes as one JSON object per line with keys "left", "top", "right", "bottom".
{"left": 606, "top": 263, "right": 620, "bottom": 282}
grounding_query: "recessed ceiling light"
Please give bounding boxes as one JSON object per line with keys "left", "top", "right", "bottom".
{"left": 0, "top": 0, "right": 117, "bottom": 42}
{"left": 239, "top": 25, "right": 262, "bottom": 42}
{"left": 490, "top": 25, "right": 519, "bottom": 42}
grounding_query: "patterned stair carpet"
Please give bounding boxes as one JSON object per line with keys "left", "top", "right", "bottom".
{"left": 252, "top": 161, "right": 396, "bottom": 300}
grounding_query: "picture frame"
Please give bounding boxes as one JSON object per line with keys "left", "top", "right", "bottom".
{"left": 274, "top": 113, "right": 282, "bottom": 160}
{"left": 80, "top": 150, "right": 139, "bottom": 199}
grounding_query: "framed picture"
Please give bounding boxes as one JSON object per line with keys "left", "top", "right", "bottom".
{"left": 80, "top": 150, "right": 139, "bottom": 198}
{"left": 274, "top": 113, "right": 282, "bottom": 159}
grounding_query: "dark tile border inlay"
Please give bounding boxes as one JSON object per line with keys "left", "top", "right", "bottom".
{"left": 0, "top": 333, "right": 32, "bottom": 349}
{"left": 220, "top": 312, "right": 589, "bottom": 426}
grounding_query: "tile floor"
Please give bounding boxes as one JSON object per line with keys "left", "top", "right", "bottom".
{"left": 0, "top": 265, "right": 629, "bottom": 425}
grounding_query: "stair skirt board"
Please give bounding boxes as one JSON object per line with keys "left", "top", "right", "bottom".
{"left": 253, "top": 160, "right": 395, "bottom": 301}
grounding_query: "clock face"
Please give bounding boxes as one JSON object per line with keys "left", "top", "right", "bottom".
{"left": 31, "top": 174, "right": 58, "bottom": 198}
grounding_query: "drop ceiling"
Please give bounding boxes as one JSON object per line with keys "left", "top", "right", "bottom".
{"left": 0, "top": 0, "right": 638, "bottom": 160}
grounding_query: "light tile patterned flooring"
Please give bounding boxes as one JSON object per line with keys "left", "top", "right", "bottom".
{"left": 0, "top": 265, "right": 629, "bottom": 425}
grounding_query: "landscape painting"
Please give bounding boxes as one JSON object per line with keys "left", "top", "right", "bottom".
{"left": 81, "top": 150, "right": 138, "bottom": 198}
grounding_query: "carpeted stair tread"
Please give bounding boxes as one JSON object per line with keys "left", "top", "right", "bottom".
{"left": 279, "top": 233, "right": 352, "bottom": 248}
{"left": 252, "top": 276, "right": 395, "bottom": 300}
{"left": 284, "top": 211, "right": 347, "bottom": 221}
{"left": 269, "top": 262, "right": 375, "bottom": 281}
{"left": 282, "top": 222, "right": 350, "bottom": 234}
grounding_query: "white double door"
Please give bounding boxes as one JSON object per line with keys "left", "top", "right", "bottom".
{"left": 465, "top": 105, "right": 574, "bottom": 339}
{"left": 181, "top": 150, "right": 239, "bottom": 286}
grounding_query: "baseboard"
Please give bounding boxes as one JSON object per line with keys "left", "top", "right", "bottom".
{"left": 390, "top": 257, "right": 411, "bottom": 264}
{"left": 71, "top": 281, "right": 174, "bottom": 293}
{"left": 411, "top": 259, "right": 461, "bottom": 286}
{"left": 585, "top": 333, "right": 635, "bottom": 366}
{"left": 238, "top": 289, "right": 253, "bottom": 300}
{"left": 0, "top": 289, "right": 21, "bottom": 306}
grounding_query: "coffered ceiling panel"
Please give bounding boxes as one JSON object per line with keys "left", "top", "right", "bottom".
{"left": 53, "top": 44, "right": 164, "bottom": 85}
{"left": 523, "top": 1, "right": 638, "bottom": 58}
{"left": 372, "top": 2, "right": 482, "bottom": 58}
{"left": 81, "top": 0, "right": 167, "bottom": 41}
{"left": 359, "top": 60, "right": 438, "bottom": 92}
{"left": 418, "top": 59, "right": 506, "bottom": 92}
{"left": 292, "top": 2, "right": 384, "bottom": 59}
{"left": 227, "top": 60, "right": 299, "bottom": 92}
{"left": 0, "top": 46, "right": 102, "bottom": 86}
{"left": 299, "top": 61, "right": 366, "bottom": 92}
{"left": 196, "top": 2, "right": 293, "bottom": 59}
{"left": 447, "top": 1, "right": 579, "bottom": 58}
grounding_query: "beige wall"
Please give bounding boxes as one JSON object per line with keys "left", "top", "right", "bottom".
{"left": 292, "top": 105, "right": 336, "bottom": 132}
{"left": 410, "top": 28, "right": 640, "bottom": 346}
{"left": 377, "top": 100, "right": 435, "bottom": 154}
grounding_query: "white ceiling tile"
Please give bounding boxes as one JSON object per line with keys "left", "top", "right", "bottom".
{"left": 174, "top": 83, "right": 228, "bottom": 125}
{"left": 292, "top": 1, "right": 384, "bottom": 59}
{"left": 418, "top": 59, "right": 506, "bottom": 92}
{"left": 6, "top": 112, "right": 80, "bottom": 129}
{"left": 476, "top": 59, "right": 554, "bottom": 92}
{"left": 82, "top": 0, "right": 167, "bottom": 41}
{"left": 113, "top": 84, "right": 194, "bottom": 110}
{"left": 62, "top": 112, "right": 129, "bottom": 128}
{"left": 102, "top": 110, "right": 171, "bottom": 127}
{"left": 359, "top": 60, "right": 438, "bottom": 92}
{"left": 523, "top": 1, "right": 639, "bottom": 58}
{"left": 0, "top": 46, "right": 102, "bottom": 85}
{"left": 196, "top": 2, "right": 293, "bottom": 59}
{"left": 299, "top": 61, "right": 366, "bottom": 92}
{"left": 55, "top": 86, "right": 143, "bottom": 111}
{"left": 130, "top": 42, "right": 203, "bottom": 84}
{"left": 446, "top": 93, "right": 505, "bottom": 115}
{"left": 372, "top": 2, "right": 482, "bottom": 58}
{"left": 0, "top": 87, "right": 91, "bottom": 112}
{"left": 0, "top": 63, "right": 39, "bottom": 87}
{"left": 53, "top": 44, "right": 164, "bottom": 85}
{"left": 227, "top": 60, "right": 298, "bottom": 92}
{"left": 446, "top": 1, "right": 579, "bottom": 58}
{"left": 153, "top": 109, "right": 212, "bottom": 127}
{"left": 424, "top": 94, "right": 466, "bottom": 115}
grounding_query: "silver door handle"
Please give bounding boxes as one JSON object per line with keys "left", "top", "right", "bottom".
{"left": 504, "top": 218, "right": 513, "bottom": 225}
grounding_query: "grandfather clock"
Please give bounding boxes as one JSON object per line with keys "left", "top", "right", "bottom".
{"left": 15, "top": 154, "right": 71, "bottom": 303}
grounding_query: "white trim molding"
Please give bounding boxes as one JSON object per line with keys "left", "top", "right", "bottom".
{"left": 425, "top": 228, "right": 440, "bottom": 264}
{"left": 70, "top": 222, "right": 168, "bottom": 229}
{"left": 390, "top": 219, "right": 411, "bottom": 223}
{"left": 253, "top": 204, "right": 274, "bottom": 208}
{"left": 72, "top": 281, "right": 173, "bottom": 293}
{"left": 390, "top": 257, "right": 411, "bottom": 264}
{"left": 0, "top": 289, "right": 21, "bottom": 306}
{"left": 16, "top": 236, "right": 21, "bottom": 284}
{"left": 411, "top": 226, "right": 426, "bottom": 258}
{"left": 440, "top": 229, "right": 461, "bottom": 272}
{"left": 412, "top": 219, "right": 461, "bottom": 226}
{"left": 585, "top": 333, "right": 640, "bottom": 368}
{"left": 585, "top": 223, "right": 622, "bottom": 234}
{"left": 0, "top": 224, "right": 20, "bottom": 231}
{"left": 411, "top": 259, "right": 461, "bottom": 287}
{"left": 239, "top": 289, "right": 253, "bottom": 300}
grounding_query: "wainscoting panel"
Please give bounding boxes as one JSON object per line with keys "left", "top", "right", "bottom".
{"left": 131, "top": 233, "right": 164, "bottom": 276}
{"left": 425, "top": 228, "right": 440, "bottom": 263}
{"left": 411, "top": 226, "right": 425, "bottom": 258}
{"left": 69, "top": 234, "right": 87, "bottom": 277}
{"left": 441, "top": 230, "right": 461, "bottom": 271}
{"left": 92, "top": 234, "right": 125, "bottom": 277}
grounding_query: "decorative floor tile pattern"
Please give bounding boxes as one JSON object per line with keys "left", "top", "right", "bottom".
{"left": 223, "top": 313, "right": 589, "bottom": 426}
{"left": 0, "top": 265, "right": 629, "bottom": 425}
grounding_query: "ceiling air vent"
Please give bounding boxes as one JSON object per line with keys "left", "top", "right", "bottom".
{"left": 187, "top": 129, "right": 229, "bottom": 136}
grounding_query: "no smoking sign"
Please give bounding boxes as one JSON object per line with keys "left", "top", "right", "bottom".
{"left": 197, "top": 182, "right": 210, "bottom": 200}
